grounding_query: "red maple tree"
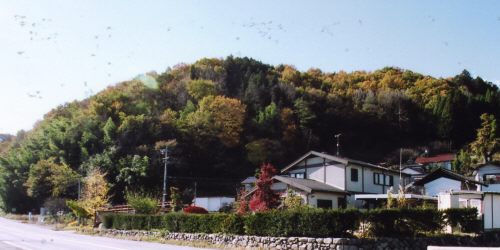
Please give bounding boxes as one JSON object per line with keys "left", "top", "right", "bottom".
{"left": 249, "top": 163, "right": 280, "bottom": 212}
{"left": 236, "top": 189, "right": 249, "bottom": 215}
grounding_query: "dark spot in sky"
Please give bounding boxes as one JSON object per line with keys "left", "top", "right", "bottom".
{"left": 444, "top": 41, "right": 449, "bottom": 46}
{"left": 358, "top": 19, "right": 363, "bottom": 25}
{"left": 17, "top": 51, "right": 24, "bottom": 55}
{"left": 235, "top": 36, "right": 240, "bottom": 40}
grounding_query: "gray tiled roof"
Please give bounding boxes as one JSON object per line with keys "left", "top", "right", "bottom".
{"left": 273, "top": 175, "right": 347, "bottom": 194}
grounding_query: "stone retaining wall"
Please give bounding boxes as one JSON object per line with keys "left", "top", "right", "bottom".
{"left": 86, "top": 229, "right": 500, "bottom": 250}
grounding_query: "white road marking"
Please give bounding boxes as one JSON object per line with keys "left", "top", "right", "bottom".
{"left": 55, "top": 237, "right": 127, "bottom": 250}
{"left": 3, "top": 240, "right": 35, "bottom": 250}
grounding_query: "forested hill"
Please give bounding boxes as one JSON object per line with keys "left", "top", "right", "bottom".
{"left": 1, "top": 56, "right": 499, "bottom": 212}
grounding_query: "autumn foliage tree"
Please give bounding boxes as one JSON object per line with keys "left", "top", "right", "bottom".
{"left": 80, "top": 168, "right": 109, "bottom": 224}
{"left": 249, "top": 163, "right": 280, "bottom": 212}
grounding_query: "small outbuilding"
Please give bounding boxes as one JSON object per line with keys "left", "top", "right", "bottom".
{"left": 413, "top": 168, "right": 483, "bottom": 196}
{"left": 194, "top": 197, "right": 235, "bottom": 212}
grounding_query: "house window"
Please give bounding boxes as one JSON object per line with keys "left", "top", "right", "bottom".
{"left": 374, "top": 173, "right": 382, "bottom": 185}
{"left": 290, "top": 173, "right": 304, "bottom": 179}
{"left": 317, "top": 199, "right": 333, "bottom": 209}
{"left": 484, "top": 174, "right": 500, "bottom": 184}
{"left": 374, "top": 173, "right": 393, "bottom": 186}
{"left": 351, "top": 168, "right": 359, "bottom": 182}
{"left": 385, "top": 175, "right": 394, "bottom": 186}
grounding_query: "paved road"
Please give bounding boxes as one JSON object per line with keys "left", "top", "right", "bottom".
{"left": 0, "top": 217, "right": 210, "bottom": 250}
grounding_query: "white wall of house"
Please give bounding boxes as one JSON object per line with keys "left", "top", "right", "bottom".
{"left": 307, "top": 166, "right": 323, "bottom": 183}
{"left": 291, "top": 156, "right": 346, "bottom": 190}
{"left": 325, "top": 164, "right": 345, "bottom": 189}
{"left": 194, "top": 197, "right": 235, "bottom": 212}
{"left": 475, "top": 165, "right": 500, "bottom": 192}
{"left": 346, "top": 165, "right": 362, "bottom": 192}
{"left": 483, "top": 193, "right": 500, "bottom": 230}
{"left": 361, "top": 168, "right": 401, "bottom": 194}
{"left": 424, "top": 178, "right": 461, "bottom": 196}
{"left": 308, "top": 192, "right": 344, "bottom": 209}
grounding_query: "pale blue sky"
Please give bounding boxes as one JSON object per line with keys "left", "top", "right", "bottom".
{"left": 1, "top": 0, "right": 499, "bottom": 134}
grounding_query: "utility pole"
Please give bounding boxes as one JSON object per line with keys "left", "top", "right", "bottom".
{"left": 77, "top": 179, "right": 81, "bottom": 200}
{"left": 334, "top": 133, "right": 342, "bottom": 156}
{"left": 160, "top": 147, "right": 169, "bottom": 209}
{"left": 399, "top": 148, "right": 403, "bottom": 188}
{"left": 194, "top": 181, "right": 197, "bottom": 203}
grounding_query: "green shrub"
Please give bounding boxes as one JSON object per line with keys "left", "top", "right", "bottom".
{"left": 126, "top": 192, "right": 158, "bottom": 215}
{"left": 103, "top": 208, "right": 464, "bottom": 238}
{"left": 443, "top": 207, "right": 480, "bottom": 233}
{"left": 364, "top": 208, "right": 443, "bottom": 237}
{"left": 244, "top": 208, "right": 360, "bottom": 237}
{"left": 221, "top": 214, "right": 245, "bottom": 234}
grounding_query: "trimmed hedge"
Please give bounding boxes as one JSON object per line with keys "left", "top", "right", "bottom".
{"left": 103, "top": 209, "right": 360, "bottom": 237}
{"left": 102, "top": 208, "right": 480, "bottom": 238}
{"left": 443, "top": 207, "right": 480, "bottom": 233}
{"left": 244, "top": 209, "right": 360, "bottom": 237}
{"left": 364, "top": 208, "right": 443, "bottom": 237}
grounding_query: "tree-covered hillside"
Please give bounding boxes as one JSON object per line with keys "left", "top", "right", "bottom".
{"left": 1, "top": 56, "right": 499, "bottom": 212}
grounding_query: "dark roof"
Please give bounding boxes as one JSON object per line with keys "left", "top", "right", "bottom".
{"left": 273, "top": 176, "right": 347, "bottom": 194}
{"left": 474, "top": 162, "right": 500, "bottom": 169}
{"left": 415, "top": 154, "right": 455, "bottom": 164}
{"left": 281, "top": 151, "right": 407, "bottom": 175}
{"left": 401, "top": 165, "right": 426, "bottom": 174}
{"left": 413, "top": 168, "right": 484, "bottom": 186}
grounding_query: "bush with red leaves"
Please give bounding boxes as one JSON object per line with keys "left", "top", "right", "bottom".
{"left": 183, "top": 205, "right": 209, "bottom": 214}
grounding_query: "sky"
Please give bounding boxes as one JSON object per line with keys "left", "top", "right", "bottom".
{"left": 1, "top": 0, "right": 500, "bottom": 134}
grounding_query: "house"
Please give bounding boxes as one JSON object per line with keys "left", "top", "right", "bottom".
{"left": 413, "top": 168, "right": 484, "bottom": 196}
{"left": 263, "top": 151, "right": 410, "bottom": 209}
{"left": 474, "top": 163, "right": 500, "bottom": 192}
{"left": 401, "top": 164, "right": 427, "bottom": 182}
{"left": 415, "top": 153, "right": 455, "bottom": 170}
{"left": 241, "top": 176, "right": 256, "bottom": 192}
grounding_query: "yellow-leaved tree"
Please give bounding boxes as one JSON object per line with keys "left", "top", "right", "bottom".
{"left": 80, "top": 168, "right": 109, "bottom": 225}
{"left": 185, "top": 95, "right": 246, "bottom": 147}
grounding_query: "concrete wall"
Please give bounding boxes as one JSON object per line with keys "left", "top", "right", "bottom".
{"left": 92, "top": 229, "right": 500, "bottom": 250}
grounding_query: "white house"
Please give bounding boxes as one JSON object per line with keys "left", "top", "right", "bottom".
{"left": 194, "top": 196, "right": 235, "bottom": 212}
{"left": 474, "top": 163, "right": 500, "bottom": 192}
{"left": 262, "top": 151, "right": 410, "bottom": 209}
{"left": 413, "top": 168, "right": 483, "bottom": 196}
